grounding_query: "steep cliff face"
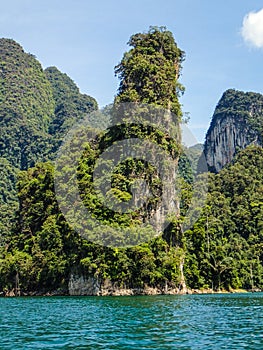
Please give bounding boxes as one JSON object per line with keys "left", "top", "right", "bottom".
{"left": 68, "top": 274, "right": 188, "bottom": 296}
{"left": 204, "top": 89, "right": 263, "bottom": 173}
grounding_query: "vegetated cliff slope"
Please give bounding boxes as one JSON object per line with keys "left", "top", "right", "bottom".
{"left": 0, "top": 39, "right": 98, "bottom": 170}
{"left": 45, "top": 66, "right": 98, "bottom": 143}
{"left": 0, "top": 38, "right": 55, "bottom": 170}
{"left": 0, "top": 38, "right": 97, "bottom": 241}
{"left": 204, "top": 89, "right": 263, "bottom": 173}
{"left": 0, "top": 28, "right": 190, "bottom": 296}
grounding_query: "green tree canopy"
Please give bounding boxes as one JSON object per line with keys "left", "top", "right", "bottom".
{"left": 114, "top": 26, "right": 185, "bottom": 117}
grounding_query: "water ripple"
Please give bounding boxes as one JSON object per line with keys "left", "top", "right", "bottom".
{"left": 0, "top": 293, "right": 263, "bottom": 349}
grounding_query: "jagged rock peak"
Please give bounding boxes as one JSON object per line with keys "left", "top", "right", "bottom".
{"left": 204, "top": 89, "right": 263, "bottom": 173}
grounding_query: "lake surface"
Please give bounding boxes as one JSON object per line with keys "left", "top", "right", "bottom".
{"left": 0, "top": 293, "right": 263, "bottom": 349}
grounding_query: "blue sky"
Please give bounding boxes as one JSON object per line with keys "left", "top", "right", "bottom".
{"left": 1, "top": 0, "right": 263, "bottom": 142}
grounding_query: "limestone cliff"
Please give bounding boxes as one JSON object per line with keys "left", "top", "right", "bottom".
{"left": 204, "top": 89, "right": 263, "bottom": 173}
{"left": 68, "top": 274, "right": 189, "bottom": 296}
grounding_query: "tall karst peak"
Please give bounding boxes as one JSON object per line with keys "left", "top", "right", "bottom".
{"left": 204, "top": 89, "right": 263, "bottom": 173}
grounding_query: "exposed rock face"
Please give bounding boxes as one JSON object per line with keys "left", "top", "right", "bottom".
{"left": 68, "top": 274, "right": 189, "bottom": 296}
{"left": 68, "top": 274, "right": 100, "bottom": 296}
{"left": 204, "top": 89, "right": 263, "bottom": 173}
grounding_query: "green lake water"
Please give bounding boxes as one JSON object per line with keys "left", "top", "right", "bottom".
{"left": 0, "top": 293, "right": 263, "bottom": 349}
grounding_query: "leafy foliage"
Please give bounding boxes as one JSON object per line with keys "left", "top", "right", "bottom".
{"left": 0, "top": 162, "right": 184, "bottom": 292}
{"left": 0, "top": 29, "right": 187, "bottom": 293}
{"left": 0, "top": 39, "right": 98, "bottom": 277}
{"left": 0, "top": 39, "right": 55, "bottom": 169}
{"left": 45, "top": 66, "right": 98, "bottom": 139}
{"left": 0, "top": 158, "right": 18, "bottom": 244}
{"left": 0, "top": 34, "right": 262, "bottom": 296}
{"left": 0, "top": 39, "right": 55, "bottom": 132}
{"left": 2, "top": 146, "right": 262, "bottom": 293}
{"left": 114, "top": 26, "right": 185, "bottom": 117}
{"left": 184, "top": 146, "right": 263, "bottom": 291}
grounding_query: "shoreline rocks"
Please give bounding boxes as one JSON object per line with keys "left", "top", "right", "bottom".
{"left": 1, "top": 275, "right": 261, "bottom": 297}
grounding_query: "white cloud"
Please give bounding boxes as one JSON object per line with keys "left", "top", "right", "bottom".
{"left": 241, "top": 8, "right": 263, "bottom": 48}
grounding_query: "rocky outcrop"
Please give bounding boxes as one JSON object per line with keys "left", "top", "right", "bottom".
{"left": 68, "top": 275, "right": 101, "bottom": 296}
{"left": 204, "top": 89, "right": 263, "bottom": 173}
{"left": 68, "top": 274, "right": 190, "bottom": 296}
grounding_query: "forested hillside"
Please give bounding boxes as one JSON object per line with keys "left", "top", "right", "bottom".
{"left": 0, "top": 38, "right": 98, "bottom": 167}
{"left": 0, "top": 29, "right": 262, "bottom": 296}
{"left": 185, "top": 145, "right": 263, "bottom": 290}
{"left": 45, "top": 66, "right": 98, "bottom": 146}
{"left": 0, "top": 39, "right": 54, "bottom": 170}
{"left": 0, "top": 38, "right": 98, "bottom": 251}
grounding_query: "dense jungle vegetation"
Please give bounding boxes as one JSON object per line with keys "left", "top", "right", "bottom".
{"left": 0, "top": 28, "right": 262, "bottom": 295}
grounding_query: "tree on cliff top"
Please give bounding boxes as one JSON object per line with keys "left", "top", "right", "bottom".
{"left": 114, "top": 26, "right": 185, "bottom": 117}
